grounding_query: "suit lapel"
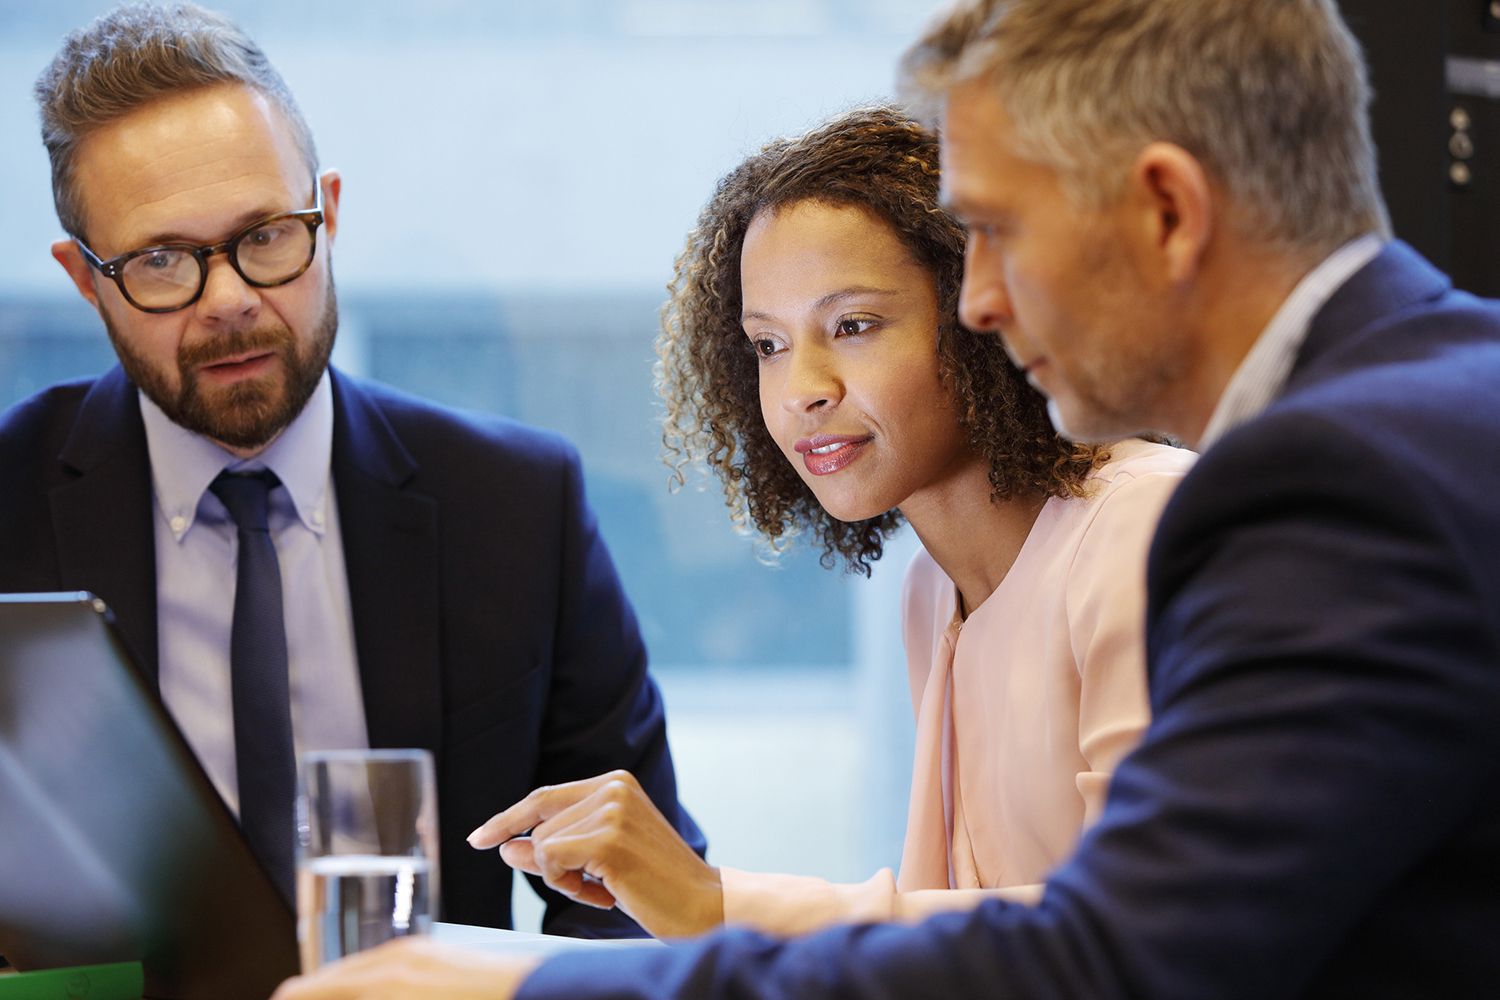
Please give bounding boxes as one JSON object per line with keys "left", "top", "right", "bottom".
{"left": 49, "top": 367, "right": 160, "bottom": 685}
{"left": 1292, "top": 240, "right": 1451, "bottom": 384}
{"left": 329, "top": 372, "right": 443, "bottom": 755}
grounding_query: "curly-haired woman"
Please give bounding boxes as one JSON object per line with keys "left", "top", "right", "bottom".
{"left": 469, "top": 107, "right": 1194, "bottom": 937}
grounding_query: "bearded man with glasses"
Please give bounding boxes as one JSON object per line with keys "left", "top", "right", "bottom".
{"left": 0, "top": 0, "right": 701, "bottom": 943}
{"left": 66, "top": 181, "right": 335, "bottom": 452}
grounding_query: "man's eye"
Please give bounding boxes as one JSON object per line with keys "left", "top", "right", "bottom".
{"left": 141, "top": 251, "right": 181, "bottom": 271}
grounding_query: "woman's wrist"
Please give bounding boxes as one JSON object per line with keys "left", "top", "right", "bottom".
{"left": 665, "top": 863, "right": 724, "bottom": 938}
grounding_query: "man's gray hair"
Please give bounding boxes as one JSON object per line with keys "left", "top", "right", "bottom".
{"left": 899, "top": 0, "right": 1390, "bottom": 254}
{"left": 35, "top": 2, "right": 318, "bottom": 241}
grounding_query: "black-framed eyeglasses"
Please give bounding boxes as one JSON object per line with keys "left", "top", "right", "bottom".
{"left": 75, "top": 188, "right": 325, "bottom": 314}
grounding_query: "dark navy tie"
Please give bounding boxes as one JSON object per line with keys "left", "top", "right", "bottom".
{"left": 210, "top": 469, "right": 295, "bottom": 904}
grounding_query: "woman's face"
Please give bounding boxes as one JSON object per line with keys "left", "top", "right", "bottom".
{"left": 740, "top": 200, "right": 973, "bottom": 523}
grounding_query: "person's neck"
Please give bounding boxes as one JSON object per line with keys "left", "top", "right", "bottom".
{"left": 900, "top": 455, "right": 1049, "bottom": 620}
{"left": 1168, "top": 237, "right": 1323, "bottom": 447}
{"left": 213, "top": 427, "right": 284, "bottom": 462}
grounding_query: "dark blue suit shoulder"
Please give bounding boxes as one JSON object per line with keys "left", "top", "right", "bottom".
{"left": 0, "top": 377, "right": 95, "bottom": 443}
{"left": 0, "top": 377, "right": 101, "bottom": 488}
{"left": 334, "top": 372, "right": 580, "bottom": 479}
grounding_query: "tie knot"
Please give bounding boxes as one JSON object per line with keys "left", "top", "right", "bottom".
{"left": 210, "top": 469, "right": 281, "bottom": 533}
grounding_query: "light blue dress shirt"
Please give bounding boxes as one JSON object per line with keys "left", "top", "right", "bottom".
{"left": 141, "top": 372, "right": 369, "bottom": 817}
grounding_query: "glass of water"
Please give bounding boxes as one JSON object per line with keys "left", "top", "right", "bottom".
{"left": 295, "top": 749, "right": 440, "bottom": 971}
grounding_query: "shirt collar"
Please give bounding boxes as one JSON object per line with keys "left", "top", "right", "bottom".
{"left": 140, "top": 370, "right": 335, "bottom": 541}
{"left": 1196, "top": 233, "right": 1384, "bottom": 451}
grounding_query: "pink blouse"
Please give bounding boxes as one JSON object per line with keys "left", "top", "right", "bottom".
{"left": 721, "top": 439, "right": 1195, "bottom": 934}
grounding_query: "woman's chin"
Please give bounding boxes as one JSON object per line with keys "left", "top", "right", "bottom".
{"left": 817, "top": 495, "right": 897, "bottom": 525}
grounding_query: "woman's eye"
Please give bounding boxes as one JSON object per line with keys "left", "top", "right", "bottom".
{"left": 836, "top": 318, "right": 873, "bottom": 336}
{"left": 752, "top": 338, "right": 778, "bottom": 357}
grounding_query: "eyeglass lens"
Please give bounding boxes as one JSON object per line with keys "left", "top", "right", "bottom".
{"left": 121, "top": 216, "right": 315, "bottom": 310}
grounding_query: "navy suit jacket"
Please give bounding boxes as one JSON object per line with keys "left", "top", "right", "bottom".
{"left": 0, "top": 366, "right": 703, "bottom": 938}
{"left": 517, "top": 244, "right": 1500, "bottom": 997}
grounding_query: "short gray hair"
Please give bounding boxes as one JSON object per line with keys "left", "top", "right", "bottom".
{"left": 899, "top": 0, "right": 1390, "bottom": 254}
{"left": 35, "top": 2, "right": 318, "bottom": 240}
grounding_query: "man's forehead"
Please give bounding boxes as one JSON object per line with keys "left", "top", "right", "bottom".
{"left": 939, "top": 75, "right": 1017, "bottom": 154}
{"left": 73, "top": 84, "right": 307, "bottom": 248}
{"left": 936, "top": 85, "right": 1009, "bottom": 206}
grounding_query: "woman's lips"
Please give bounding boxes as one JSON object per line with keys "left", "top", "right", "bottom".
{"left": 794, "top": 434, "right": 873, "bottom": 476}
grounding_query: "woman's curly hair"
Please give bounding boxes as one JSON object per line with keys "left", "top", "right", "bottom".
{"left": 656, "top": 105, "right": 1105, "bottom": 576}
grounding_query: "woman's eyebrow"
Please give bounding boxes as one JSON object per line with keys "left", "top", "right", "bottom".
{"left": 812, "top": 286, "right": 901, "bottom": 310}
{"left": 742, "top": 286, "right": 901, "bottom": 324}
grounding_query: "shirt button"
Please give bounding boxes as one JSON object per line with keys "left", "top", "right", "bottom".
{"left": 170, "top": 515, "right": 187, "bottom": 534}
{"left": 312, "top": 510, "right": 324, "bottom": 527}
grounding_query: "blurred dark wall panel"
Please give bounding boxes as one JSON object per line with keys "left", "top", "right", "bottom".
{"left": 1340, "top": 1, "right": 1500, "bottom": 295}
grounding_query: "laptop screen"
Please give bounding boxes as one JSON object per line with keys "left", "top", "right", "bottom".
{"left": 0, "top": 593, "right": 298, "bottom": 1000}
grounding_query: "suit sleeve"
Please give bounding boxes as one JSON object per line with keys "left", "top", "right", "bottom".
{"left": 527, "top": 445, "right": 706, "bottom": 939}
{"left": 517, "top": 413, "right": 1500, "bottom": 996}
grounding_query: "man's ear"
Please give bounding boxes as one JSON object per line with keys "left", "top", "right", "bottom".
{"left": 319, "top": 169, "right": 342, "bottom": 245}
{"left": 1126, "top": 142, "right": 1213, "bottom": 285}
{"left": 51, "top": 239, "right": 102, "bottom": 308}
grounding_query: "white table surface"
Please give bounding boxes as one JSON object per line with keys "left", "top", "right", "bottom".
{"left": 432, "top": 922, "right": 664, "bottom": 958}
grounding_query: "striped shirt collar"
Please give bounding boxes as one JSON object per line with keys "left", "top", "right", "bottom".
{"left": 1196, "top": 234, "right": 1383, "bottom": 451}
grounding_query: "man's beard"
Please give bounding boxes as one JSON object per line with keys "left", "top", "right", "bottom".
{"left": 104, "top": 280, "right": 339, "bottom": 450}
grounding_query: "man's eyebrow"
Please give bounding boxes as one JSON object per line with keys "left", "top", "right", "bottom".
{"left": 937, "top": 189, "right": 965, "bottom": 214}
{"left": 128, "top": 204, "right": 291, "bottom": 250}
{"left": 940, "top": 192, "right": 1007, "bottom": 225}
{"left": 742, "top": 286, "right": 902, "bottom": 324}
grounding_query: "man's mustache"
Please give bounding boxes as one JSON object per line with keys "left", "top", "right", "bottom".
{"left": 178, "top": 327, "right": 294, "bottom": 369}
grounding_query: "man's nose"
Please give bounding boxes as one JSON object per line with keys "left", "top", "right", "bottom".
{"left": 958, "top": 236, "right": 1012, "bottom": 334}
{"left": 195, "top": 255, "right": 261, "bottom": 325}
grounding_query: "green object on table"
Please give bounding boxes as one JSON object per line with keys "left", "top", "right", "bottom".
{"left": 0, "top": 962, "right": 142, "bottom": 999}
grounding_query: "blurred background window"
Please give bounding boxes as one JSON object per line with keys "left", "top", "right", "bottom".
{"left": 0, "top": 0, "right": 945, "bottom": 928}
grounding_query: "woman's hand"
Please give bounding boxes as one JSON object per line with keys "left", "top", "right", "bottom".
{"left": 469, "top": 770, "right": 724, "bottom": 938}
{"left": 270, "top": 937, "right": 538, "bottom": 1000}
